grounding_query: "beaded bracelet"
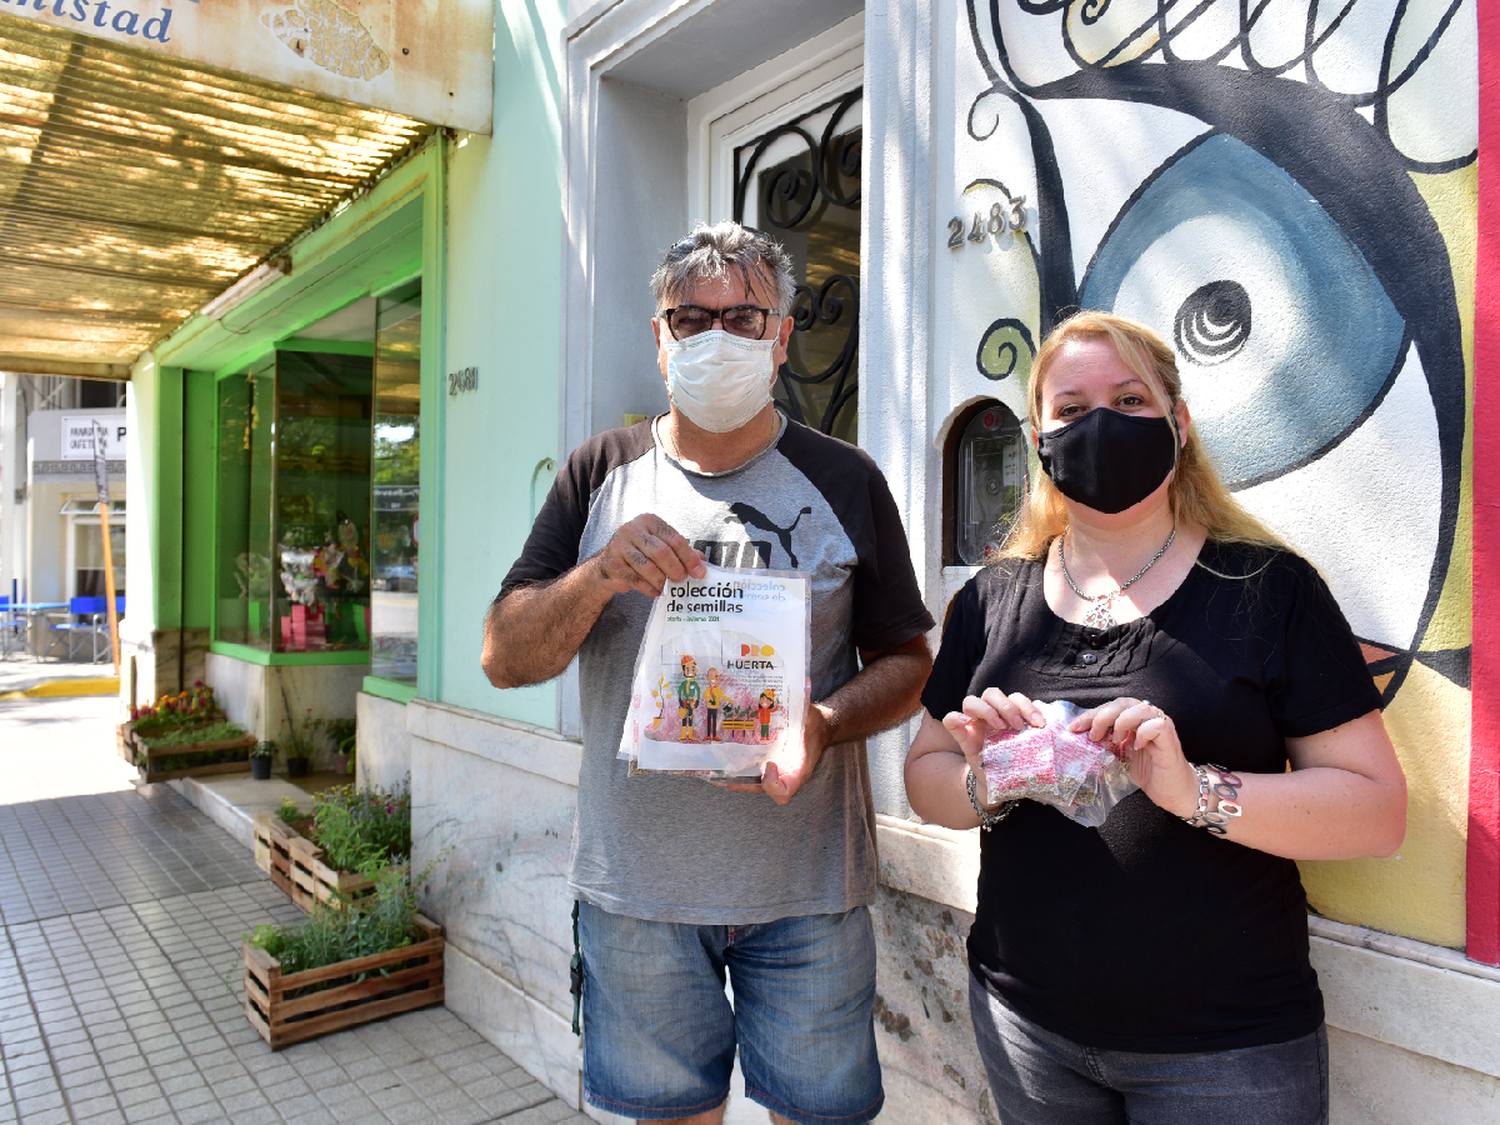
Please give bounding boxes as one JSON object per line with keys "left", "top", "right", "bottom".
{"left": 1182, "top": 763, "right": 1243, "bottom": 836}
{"left": 966, "top": 767, "right": 1016, "bottom": 831}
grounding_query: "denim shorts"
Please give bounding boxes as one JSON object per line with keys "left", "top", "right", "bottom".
{"left": 969, "top": 971, "right": 1329, "bottom": 1125}
{"left": 578, "top": 902, "right": 883, "bottom": 1124}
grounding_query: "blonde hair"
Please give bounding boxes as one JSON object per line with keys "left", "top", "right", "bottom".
{"left": 1000, "top": 311, "right": 1284, "bottom": 560}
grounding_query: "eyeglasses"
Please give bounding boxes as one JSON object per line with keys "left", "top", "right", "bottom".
{"left": 661, "top": 304, "right": 776, "bottom": 341}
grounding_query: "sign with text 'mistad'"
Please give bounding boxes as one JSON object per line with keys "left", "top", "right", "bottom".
{"left": 0, "top": 0, "right": 493, "bottom": 134}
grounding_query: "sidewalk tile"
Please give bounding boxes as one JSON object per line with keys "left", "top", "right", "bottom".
{"left": 219, "top": 1088, "right": 271, "bottom": 1113}
{"left": 426, "top": 1087, "right": 487, "bottom": 1122}
{"left": 10, "top": 1076, "right": 63, "bottom": 1102}
{"left": 329, "top": 1092, "right": 384, "bottom": 1121}
{"left": 314, "top": 1074, "right": 363, "bottom": 1106}
{"left": 108, "top": 1065, "right": 155, "bottom": 1092}
{"left": 226, "top": 1103, "right": 282, "bottom": 1125}
{"left": 382, "top": 1101, "right": 440, "bottom": 1125}
{"left": 159, "top": 1070, "right": 208, "bottom": 1095}
{"left": 67, "top": 1093, "right": 121, "bottom": 1119}
{"left": 115, "top": 1083, "right": 167, "bottom": 1109}
{"left": 60, "top": 1076, "right": 113, "bottom": 1100}
{"left": 477, "top": 1084, "right": 545, "bottom": 1118}
{"left": 176, "top": 1099, "right": 230, "bottom": 1123}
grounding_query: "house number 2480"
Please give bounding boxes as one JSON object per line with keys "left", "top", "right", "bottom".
{"left": 948, "top": 196, "right": 1027, "bottom": 249}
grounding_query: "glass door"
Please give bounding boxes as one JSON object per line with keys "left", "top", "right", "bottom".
{"left": 370, "top": 281, "right": 422, "bottom": 684}
{"left": 214, "top": 355, "right": 275, "bottom": 649}
{"left": 273, "top": 350, "right": 374, "bottom": 653}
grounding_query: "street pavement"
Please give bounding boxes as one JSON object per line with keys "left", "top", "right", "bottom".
{"left": 0, "top": 669, "right": 594, "bottom": 1125}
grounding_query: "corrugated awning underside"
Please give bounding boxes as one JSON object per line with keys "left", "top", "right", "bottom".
{"left": 0, "top": 12, "right": 432, "bottom": 378}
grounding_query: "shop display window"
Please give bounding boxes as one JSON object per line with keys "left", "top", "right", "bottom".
{"left": 370, "top": 281, "right": 421, "bottom": 684}
{"left": 214, "top": 348, "right": 374, "bottom": 653}
{"left": 215, "top": 356, "right": 273, "bottom": 648}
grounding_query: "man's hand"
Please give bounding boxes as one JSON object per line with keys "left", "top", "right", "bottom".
{"left": 761, "top": 702, "right": 836, "bottom": 805}
{"left": 596, "top": 514, "right": 706, "bottom": 597}
{"left": 719, "top": 635, "right": 931, "bottom": 805}
{"left": 482, "top": 512, "right": 704, "bottom": 690}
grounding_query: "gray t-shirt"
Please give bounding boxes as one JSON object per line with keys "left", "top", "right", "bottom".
{"left": 498, "top": 416, "right": 934, "bottom": 924}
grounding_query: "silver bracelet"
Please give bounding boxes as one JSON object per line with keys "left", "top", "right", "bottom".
{"left": 966, "top": 767, "right": 1015, "bottom": 831}
{"left": 1182, "top": 763, "right": 1243, "bottom": 835}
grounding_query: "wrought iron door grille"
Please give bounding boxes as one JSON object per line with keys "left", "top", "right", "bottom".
{"left": 734, "top": 87, "right": 862, "bottom": 443}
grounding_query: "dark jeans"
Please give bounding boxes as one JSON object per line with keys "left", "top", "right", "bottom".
{"left": 969, "top": 971, "right": 1329, "bottom": 1125}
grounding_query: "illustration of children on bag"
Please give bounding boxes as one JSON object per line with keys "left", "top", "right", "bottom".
{"left": 757, "top": 688, "right": 776, "bottom": 743}
{"left": 677, "top": 655, "right": 701, "bottom": 742}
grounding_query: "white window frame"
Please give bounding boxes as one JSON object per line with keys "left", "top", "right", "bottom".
{"left": 685, "top": 18, "right": 864, "bottom": 227}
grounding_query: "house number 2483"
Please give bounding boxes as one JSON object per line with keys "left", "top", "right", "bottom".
{"left": 948, "top": 196, "right": 1027, "bottom": 249}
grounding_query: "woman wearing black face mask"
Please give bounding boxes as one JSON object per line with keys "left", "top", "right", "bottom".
{"left": 904, "top": 312, "right": 1406, "bottom": 1125}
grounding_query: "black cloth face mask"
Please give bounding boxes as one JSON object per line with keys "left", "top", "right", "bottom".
{"left": 1035, "top": 408, "right": 1178, "bottom": 514}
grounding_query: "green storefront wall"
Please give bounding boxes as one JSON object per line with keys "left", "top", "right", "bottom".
{"left": 130, "top": 139, "right": 447, "bottom": 705}
{"left": 433, "top": 0, "right": 568, "bottom": 728}
{"left": 129, "top": 0, "right": 574, "bottom": 730}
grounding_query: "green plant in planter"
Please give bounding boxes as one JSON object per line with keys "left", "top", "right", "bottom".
{"left": 275, "top": 796, "right": 313, "bottom": 832}
{"left": 278, "top": 713, "right": 321, "bottom": 760}
{"left": 244, "top": 851, "right": 443, "bottom": 989}
{"left": 325, "top": 718, "right": 356, "bottom": 755}
{"left": 130, "top": 681, "right": 221, "bottom": 734}
{"left": 325, "top": 717, "right": 356, "bottom": 777}
{"left": 278, "top": 687, "right": 323, "bottom": 774}
{"left": 310, "top": 780, "right": 412, "bottom": 871}
{"left": 137, "top": 720, "right": 248, "bottom": 748}
{"left": 250, "top": 740, "right": 276, "bottom": 779}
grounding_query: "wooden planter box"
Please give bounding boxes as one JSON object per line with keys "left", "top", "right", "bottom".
{"left": 243, "top": 914, "right": 444, "bottom": 1050}
{"left": 253, "top": 814, "right": 381, "bottom": 914}
{"left": 133, "top": 732, "right": 256, "bottom": 783}
{"left": 120, "top": 712, "right": 229, "bottom": 762}
{"left": 254, "top": 814, "right": 302, "bottom": 904}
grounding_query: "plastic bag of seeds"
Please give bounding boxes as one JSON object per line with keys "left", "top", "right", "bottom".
{"left": 977, "top": 700, "right": 1138, "bottom": 828}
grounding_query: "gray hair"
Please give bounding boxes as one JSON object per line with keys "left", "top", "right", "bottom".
{"left": 651, "top": 221, "right": 796, "bottom": 315}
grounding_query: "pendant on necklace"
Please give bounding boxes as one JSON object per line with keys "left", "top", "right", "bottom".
{"left": 1083, "top": 595, "right": 1117, "bottom": 631}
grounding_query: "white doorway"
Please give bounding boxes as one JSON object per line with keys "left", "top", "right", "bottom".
{"left": 690, "top": 19, "right": 864, "bottom": 442}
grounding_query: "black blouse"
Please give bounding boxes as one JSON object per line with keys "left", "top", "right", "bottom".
{"left": 921, "top": 541, "right": 1381, "bottom": 1052}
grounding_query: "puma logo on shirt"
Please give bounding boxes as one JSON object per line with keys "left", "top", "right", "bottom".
{"left": 724, "top": 503, "right": 814, "bottom": 568}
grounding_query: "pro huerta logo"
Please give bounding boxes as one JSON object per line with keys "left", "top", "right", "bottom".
{"left": 728, "top": 643, "right": 776, "bottom": 670}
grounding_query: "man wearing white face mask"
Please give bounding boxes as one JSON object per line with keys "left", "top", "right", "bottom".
{"left": 482, "top": 222, "right": 934, "bottom": 1125}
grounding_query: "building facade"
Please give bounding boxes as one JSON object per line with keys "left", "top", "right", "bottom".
{"left": 91, "top": 0, "right": 1498, "bottom": 1120}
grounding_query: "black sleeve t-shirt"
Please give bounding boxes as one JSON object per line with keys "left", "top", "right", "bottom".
{"left": 921, "top": 540, "right": 1381, "bottom": 1053}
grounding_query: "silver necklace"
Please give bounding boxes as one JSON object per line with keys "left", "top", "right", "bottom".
{"left": 1058, "top": 524, "right": 1177, "bottom": 630}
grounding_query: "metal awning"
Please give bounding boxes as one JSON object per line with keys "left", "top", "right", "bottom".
{"left": 0, "top": 13, "right": 432, "bottom": 379}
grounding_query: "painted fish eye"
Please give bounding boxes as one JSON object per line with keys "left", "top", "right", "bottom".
{"left": 1174, "top": 280, "right": 1252, "bottom": 367}
{"left": 1080, "top": 133, "right": 1406, "bottom": 489}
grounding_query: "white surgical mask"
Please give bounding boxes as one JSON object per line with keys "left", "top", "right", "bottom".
{"left": 664, "top": 329, "right": 777, "bottom": 433}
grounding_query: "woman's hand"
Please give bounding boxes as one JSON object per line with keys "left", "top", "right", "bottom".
{"left": 1069, "top": 698, "right": 1199, "bottom": 819}
{"left": 906, "top": 689, "right": 1041, "bottom": 829}
{"left": 942, "top": 689, "right": 1045, "bottom": 776}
